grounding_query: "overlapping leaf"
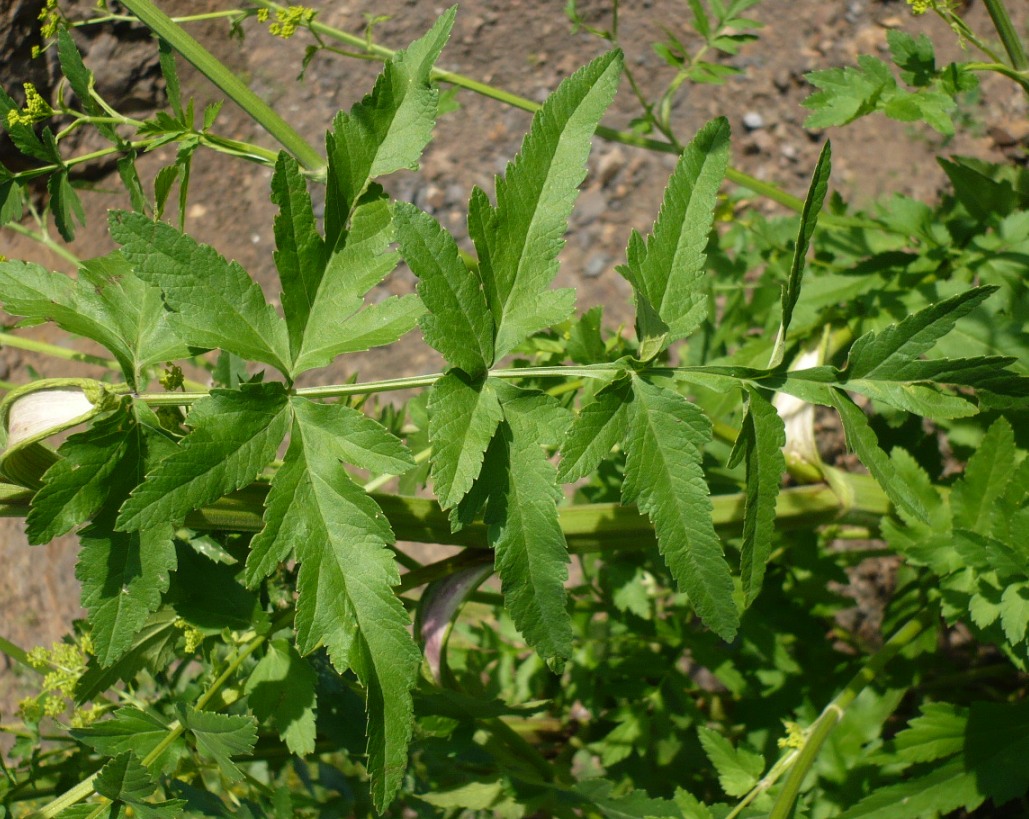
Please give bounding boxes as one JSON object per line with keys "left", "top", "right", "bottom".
{"left": 245, "top": 397, "right": 417, "bottom": 810}
{"left": 245, "top": 639, "right": 318, "bottom": 756}
{"left": 0, "top": 253, "right": 188, "bottom": 387}
{"left": 558, "top": 376, "right": 632, "bottom": 483}
{"left": 622, "top": 376, "right": 738, "bottom": 640}
{"left": 110, "top": 212, "right": 291, "bottom": 373}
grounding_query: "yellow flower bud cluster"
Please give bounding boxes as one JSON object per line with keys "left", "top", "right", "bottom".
{"left": 38, "top": 0, "right": 62, "bottom": 40}
{"left": 259, "top": 5, "right": 316, "bottom": 39}
{"left": 907, "top": 0, "right": 934, "bottom": 14}
{"left": 6, "top": 83, "right": 54, "bottom": 128}
{"left": 175, "top": 617, "right": 205, "bottom": 654}
{"left": 777, "top": 720, "right": 806, "bottom": 750}
{"left": 18, "top": 635, "right": 94, "bottom": 725}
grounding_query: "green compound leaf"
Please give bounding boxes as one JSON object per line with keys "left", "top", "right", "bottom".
{"left": 558, "top": 376, "right": 631, "bottom": 483}
{"left": 324, "top": 8, "right": 456, "bottom": 246}
{"left": 619, "top": 116, "right": 730, "bottom": 350}
{"left": 769, "top": 140, "right": 831, "bottom": 368}
{"left": 57, "top": 29, "right": 118, "bottom": 143}
{"left": 0, "top": 253, "right": 188, "bottom": 388}
{"left": 245, "top": 638, "right": 317, "bottom": 757}
{"left": 830, "top": 388, "right": 929, "bottom": 524}
{"left": 697, "top": 726, "right": 765, "bottom": 798}
{"left": 246, "top": 401, "right": 419, "bottom": 811}
{"left": 727, "top": 387, "right": 785, "bottom": 605}
{"left": 575, "top": 778, "right": 684, "bottom": 818}
{"left": 271, "top": 152, "right": 328, "bottom": 359}
{"left": 487, "top": 390, "right": 574, "bottom": 668}
{"left": 845, "top": 287, "right": 996, "bottom": 381}
{"left": 428, "top": 371, "right": 504, "bottom": 510}
{"left": 73, "top": 707, "right": 184, "bottom": 776}
{"left": 838, "top": 758, "right": 984, "bottom": 819}
{"left": 117, "top": 383, "right": 290, "bottom": 533}
{"left": 472, "top": 50, "right": 623, "bottom": 361}
{"left": 622, "top": 376, "right": 738, "bottom": 640}
{"left": 951, "top": 417, "right": 1015, "bottom": 534}
{"left": 109, "top": 211, "right": 291, "bottom": 374}
{"left": 178, "top": 706, "right": 258, "bottom": 783}
{"left": 394, "top": 201, "right": 494, "bottom": 375}
{"left": 94, "top": 752, "right": 157, "bottom": 802}
{"left": 293, "top": 197, "right": 422, "bottom": 374}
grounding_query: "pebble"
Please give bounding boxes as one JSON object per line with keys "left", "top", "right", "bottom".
{"left": 584, "top": 253, "right": 610, "bottom": 279}
{"left": 742, "top": 111, "right": 765, "bottom": 131}
{"left": 597, "top": 148, "right": 626, "bottom": 188}
{"left": 575, "top": 187, "right": 608, "bottom": 226}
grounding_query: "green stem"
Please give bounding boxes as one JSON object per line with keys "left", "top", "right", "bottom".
{"left": 2, "top": 223, "right": 81, "bottom": 267}
{"left": 117, "top": 0, "right": 324, "bottom": 171}
{"left": 982, "top": 0, "right": 1029, "bottom": 72}
{"left": 0, "top": 634, "right": 36, "bottom": 673}
{"left": 0, "top": 332, "right": 120, "bottom": 370}
{"left": 766, "top": 609, "right": 936, "bottom": 819}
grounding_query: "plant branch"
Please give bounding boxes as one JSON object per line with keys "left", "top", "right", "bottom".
{"left": 982, "top": 0, "right": 1029, "bottom": 73}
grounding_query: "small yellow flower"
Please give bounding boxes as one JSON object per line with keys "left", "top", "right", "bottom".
{"left": 777, "top": 720, "right": 806, "bottom": 750}
{"left": 265, "top": 5, "right": 315, "bottom": 39}
{"left": 6, "top": 82, "right": 53, "bottom": 128}
{"left": 907, "top": 0, "right": 933, "bottom": 14}
{"left": 257, "top": 8, "right": 269, "bottom": 22}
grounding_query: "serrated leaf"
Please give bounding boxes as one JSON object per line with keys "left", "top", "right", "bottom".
{"left": 576, "top": 778, "right": 684, "bottom": 818}
{"left": 893, "top": 701, "right": 967, "bottom": 763}
{"left": 0, "top": 253, "right": 188, "bottom": 387}
{"left": 829, "top": 388, "right": 929, "bottom": 525}
{"left": 73, "top": 707, "right": 184, "bottom": 776}
{"left": 109, "top": 211, "right": 291, "bottom": 373}
{"left": 94, "top": 751, "right": 157, "bottom": 802}
{"left": 951, "top": 417, "right": 1014, "bottom": 534}
{"left": 247, "top": 406, "right": 419, "bottom": 810}
{"left": 394, "top": 202, "right": 493, "bottom": 374}
{"left": 846, "top": 287, "right": 996, "bottom": 381}
{"left": 838, "top": 759, "right": 983, "bottom": 818}
{"left": 428, "top": 371, "right": 504, "bottom": 509}
{"left": 622, "top": 117, "right": 730, "bottom": 348}
{"left": 293, "top": 198, "right": 421, "bottom": 373}
{"left": 769, "top": 141, "right": 831, "bottom": 368}
{"left": 486, "top": 391, "right": 573, "bottom": 667}
{"left": 0, "top": 162, "right": 25, "bottom": 226}
{"left": 729, "top": 387, "right": 785, "bottom": 605}
{"left": 623, "top": 377, "right": 738, "bottom": 640}
{"left": 245, "top": 639, "right": 317, "bottom": 756}
{"left": 272, "top": 152, "right": 328, "bottom": 358}
{"left": 48, "top": 168, "right": 85, "bottom": 242}
{"left": 292, "top": 397, "right": 414, "bottom": 476}
{"left": 803, "top": 57, "right": 896, "bottom": 129}
{"left": 419, "top": 780, "right": 504, "bottom": 810}
{"left": 324, "top": 9, "right": 456, "bottom": 246}
{"left": 558, "top": 376, "right": 631, "bottom": 483}
{"left": 117, "top": 384, "right": 290, "bottom": 532}
{"left": 78, "top": 519, "right": 176, "bottom": 667}
{"left": 57, "top": 29, "right": 117, "bottom": 142}
{"left": 179, "top": 706, "right": 257, "bottom": 782}
{"left": 697, "top": 726, "right": 764, "bottom": 797}
{"left": 474, "top": 51, "right": 622, "bottom": 359}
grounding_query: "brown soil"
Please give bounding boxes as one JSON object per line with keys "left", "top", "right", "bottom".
{"left": 0, "top": 0, "right": 1026, "bottom": 714}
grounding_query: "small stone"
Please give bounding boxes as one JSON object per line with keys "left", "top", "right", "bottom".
{"left": 742, "top": 111, "right": 765, "bottom": 131}
{"left": 597, "top": 147, "right": 626, "bottom": 187}
{"left": 424, "top": 184, "right": 445, "bottom": 211}
{"left": 584, "top": 253, "right": 610, "bottom": 279}
{"left": 575, "top": 187, "right": 607, "bottom": 226}
{"left": 781, "top": 144, "right": 800, "bottom": 162}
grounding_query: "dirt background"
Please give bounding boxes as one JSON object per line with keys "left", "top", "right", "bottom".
{"left": 0, "top": 0, "right": 1026, "bottom": 714}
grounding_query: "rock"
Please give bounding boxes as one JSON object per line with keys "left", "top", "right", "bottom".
{"left": 742, "top": 111, "right": 765, "bottom": 130}
{"left": 596, "top": 147, "right": 626, "bottom": 188}
{"left": 575, "top": 186, "right": 608, "bottom": 226}
{"left": 584, "top": 253, "right": 610, "bottom": 279}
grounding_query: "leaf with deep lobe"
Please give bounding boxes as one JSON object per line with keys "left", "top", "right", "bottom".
{"left": 323, "top": 8, "right": 456, "bottom": 246}
{"left": 27, "top": 400, "right": 137, "bottom": 544}
{"left": 476, "top": 51, "right": 622, "bottom": 359}
{"left": 57, "top": 30, "right": 117, "bottom": 142}
{"left": 245, "top": 639, "right": 317, "bottom": 756}
{"left": 829, "top": 388, "right": 929, "bottom": 524}
{"left": 78, "top": 518, "right": 176, "bottom": 667}
{"left": 951, "top": 417, "right": 1014, "bottom": 534}
{"left": 843, "top": 380, "right": 978, "bottom": 421}
{"left": 109, "top": 211, "right": 291, "bottom": 373}
{"left": 845, "top": 286, "right": 996, "bottom": 380}
{"left": 622, "top": 117, "right": 730, "bottom": 347}
{"left": 558, "top": 376, "right": 631, "bottom": 482}
{"left": 291, "top": 397, "right": 414, "bottom": 476}
{"left": 73, "top": 707, "right": 185, "bottom": 776}
{"left": 94, "top": 752, "right": 157, "bottom": 802}
{"left": 486, "top": 391, "right": 573, "bottom": 668}
{"left": 428, "top": 371, "right": 504, "bottom": 510}
{"left": 622, "top": 376, "right": 738, "bottom": 640}
{"left": 0, "top": 254, "right": 188, "bottom": 387}
{"left": 272, "top": 151, "right": 328, "bottom": 358}
{"left": 178, "top": 706, "right": 258, "bottom": 783}
{"left": 697, "top": 726, "right": 765, "bottom": 798}
{"left": 250, "top": 411, "right": 419, "bottom": 811}
{"left": 837, "top": 759, "right": 984, "bottom": 818}
{"left": 293, "top": 198, "right": 418, "bottom": 373}
{"left": 728, "top": 387, "right": 785, "bottom": 605}
{"left": 117, "top": 384, "right": 290, "bottom": 533}
{"left": 769, "top": 141, "right": 832, "bottom": 368}
{"left": 393, "top": 202, "right": 493, "bottom": 375}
